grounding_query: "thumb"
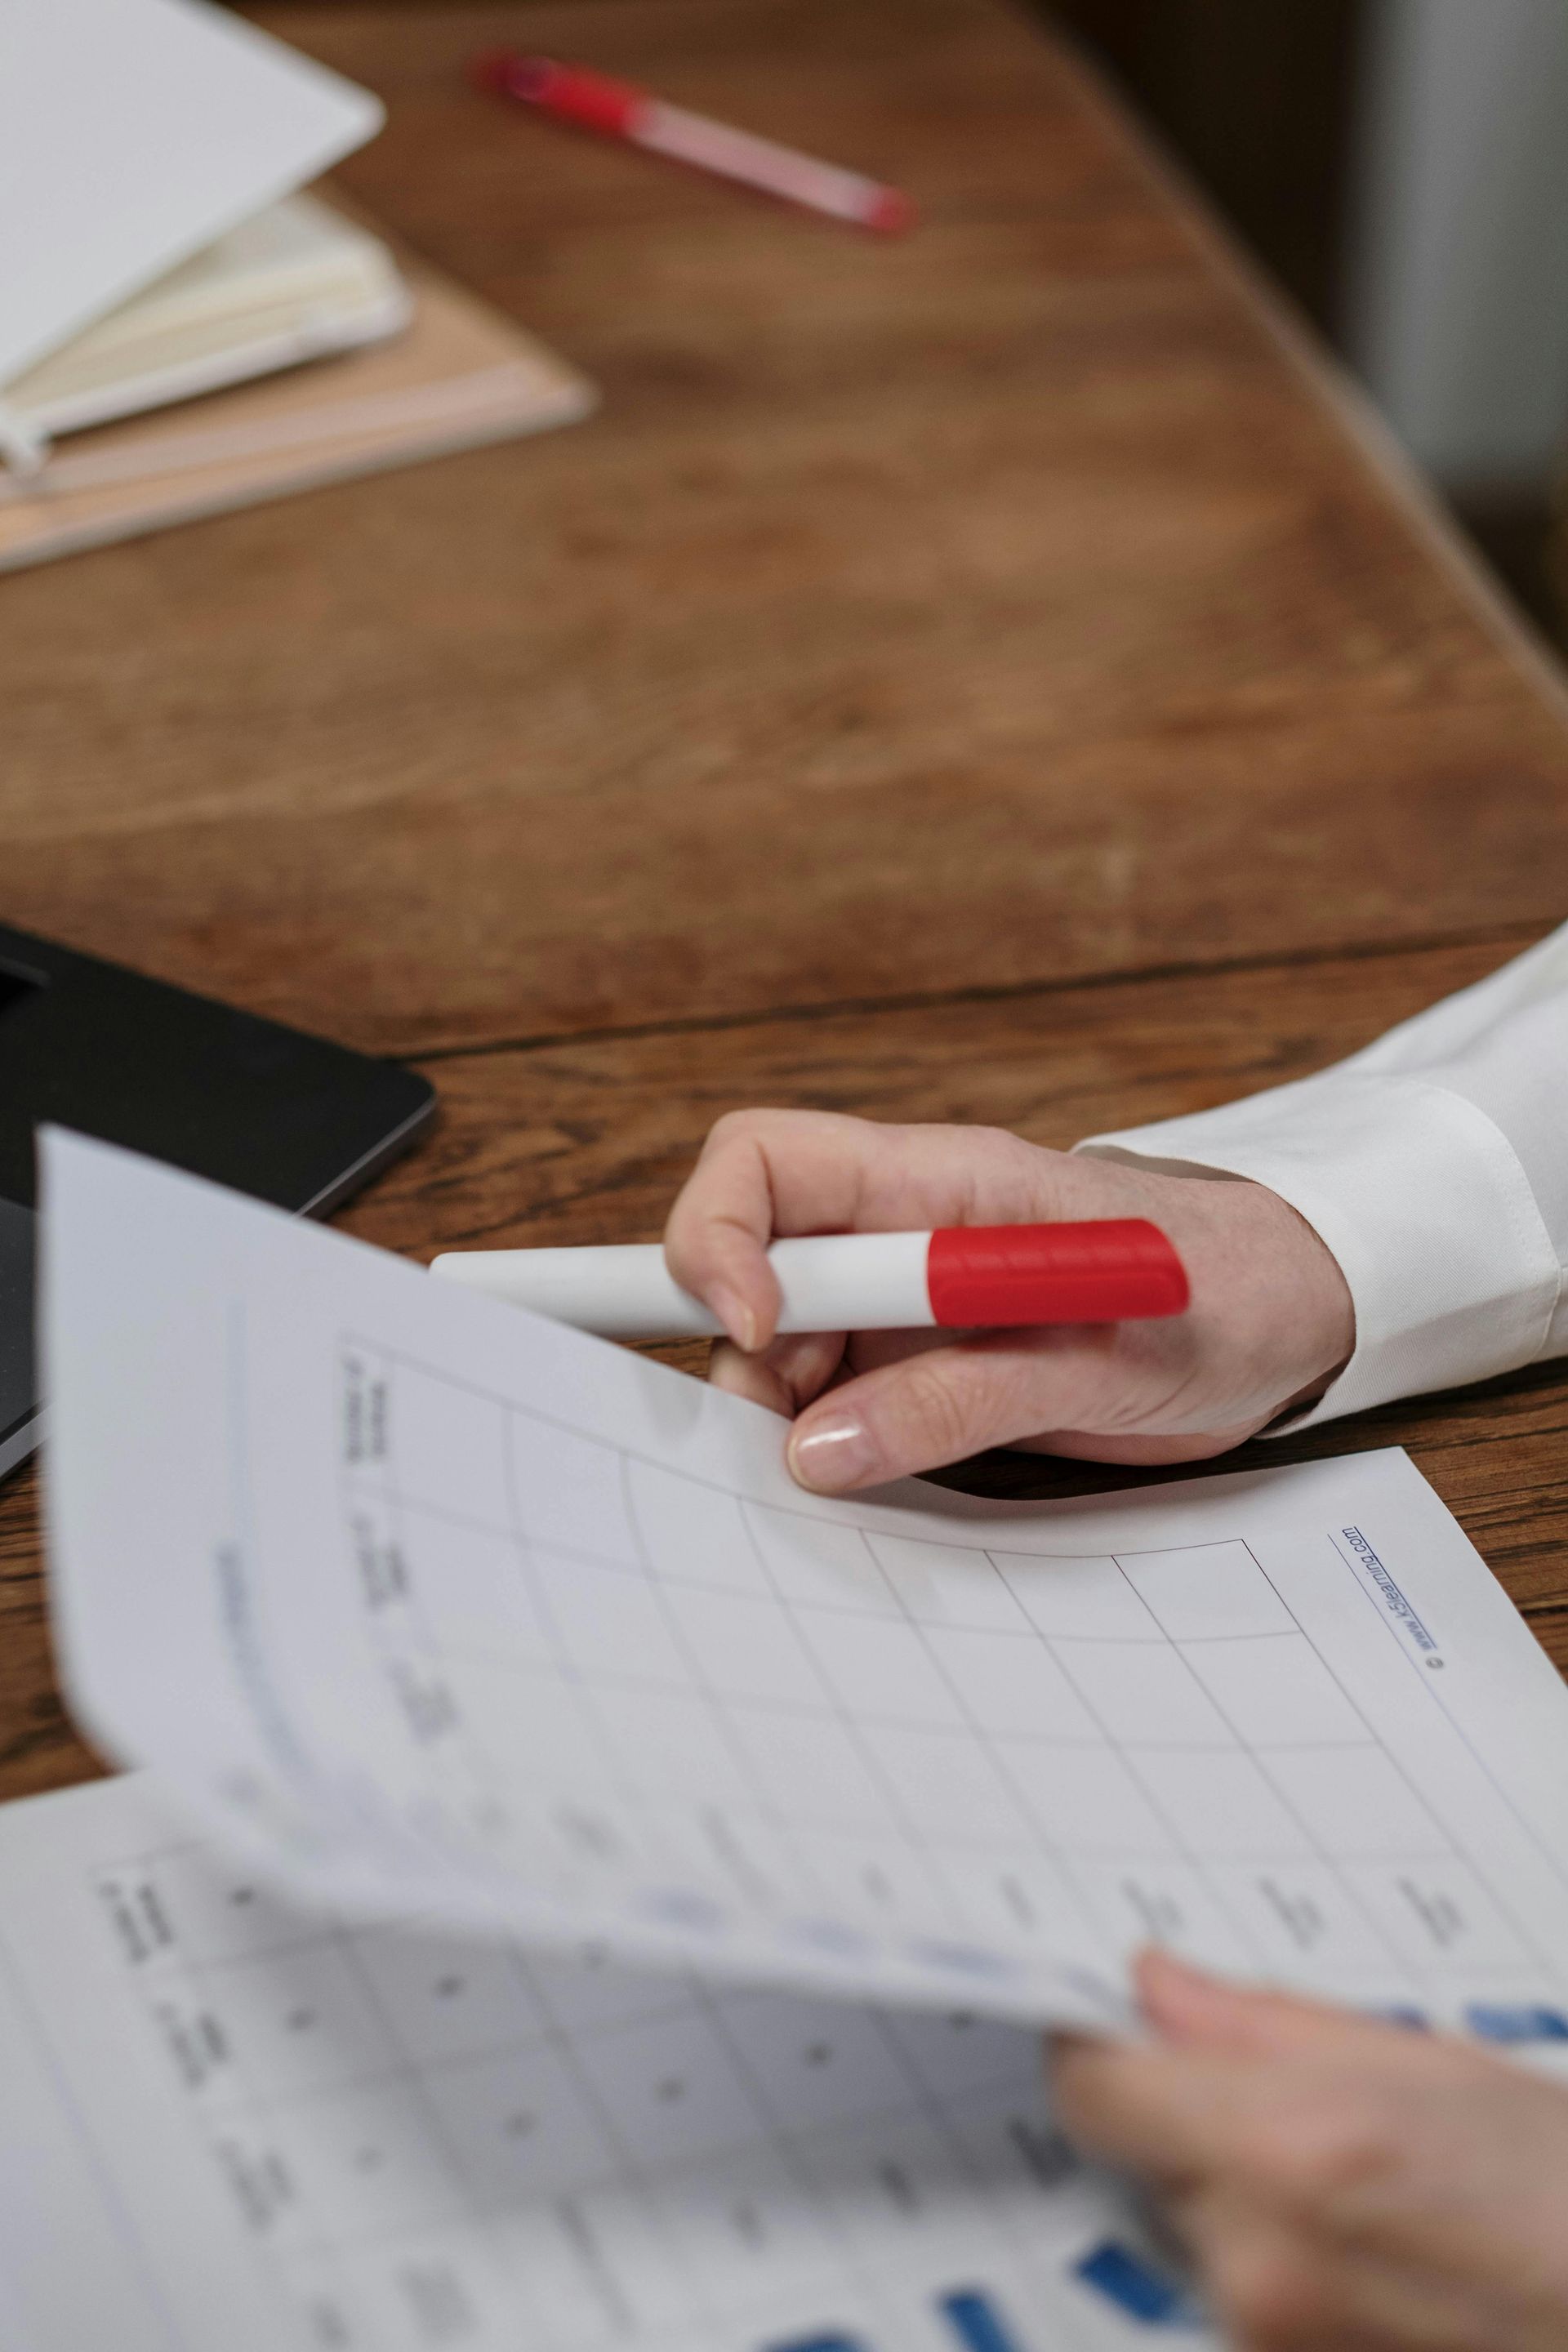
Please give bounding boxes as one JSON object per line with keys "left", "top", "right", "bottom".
{"left": 786, "top": 1335, "right": 1068, "bottom": 1492}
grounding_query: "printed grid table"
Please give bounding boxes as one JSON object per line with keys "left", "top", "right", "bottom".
{"left": 338, "top": 1343, "right": 1566, "bottom": 2018}
{"left": 86, "top": 1820, "right": 1096, "bottom": 2352}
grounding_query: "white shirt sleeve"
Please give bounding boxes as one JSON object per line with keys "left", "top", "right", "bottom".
{"left": 1076, "top": 923, "right": 1568, "bottom": 1428}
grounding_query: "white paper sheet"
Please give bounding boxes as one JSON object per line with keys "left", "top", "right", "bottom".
{"left": 0, "top": 1771, "right": 1201, "bottom": 2352}
{"left": 41, "top": 1130, "right": 1568, "bottom": 2040}
{"left": 20, "top": 1129, "right": 1568, "bottom": 2350}
{"left": 0, "top": 0, "right": 381, "bottom": 388}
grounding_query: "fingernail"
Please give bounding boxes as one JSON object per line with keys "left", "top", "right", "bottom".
{"left": 788, "top": 1412, "right": 880, "bottom": 1493}
{"left": 710, "top": 1284, "right": 758, "bottom": 1352}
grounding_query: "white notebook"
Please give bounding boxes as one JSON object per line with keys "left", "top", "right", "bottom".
{"left": 5, "top": 195, "right": 411, "bottom": 442}
{"left": 11, "top": 1129, "right": 1568, "bottom": 2350}
{"left": 0, "top": 0, "right": 382, "bottom": 394}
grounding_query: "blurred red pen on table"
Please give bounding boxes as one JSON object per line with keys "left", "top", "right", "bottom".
{"left": 473, "top": 50, "right": 915, "bottom": 234}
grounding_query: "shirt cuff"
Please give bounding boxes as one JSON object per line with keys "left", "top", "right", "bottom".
{"left": 1077, "top": 1074, "right": 1562, "bottom": 1428}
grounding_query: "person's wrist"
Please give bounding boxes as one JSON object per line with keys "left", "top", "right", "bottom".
{"left": 1246, "top": 1183, "right": 1355, "bottom": 1410}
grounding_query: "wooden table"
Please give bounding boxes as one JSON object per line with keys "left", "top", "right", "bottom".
{"left": 4, "top": 0, "right": 1568, "bottom": 1803}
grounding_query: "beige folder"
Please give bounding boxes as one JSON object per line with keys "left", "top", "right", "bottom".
{"left": 0, "top": 261, "right": 596, "bottom": 572}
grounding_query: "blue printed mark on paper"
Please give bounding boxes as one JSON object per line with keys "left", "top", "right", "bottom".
{"left": 1336, "top": 1526, "right": 1443, "bottom": 1663}
{"left": 1466, "top": 2003, "right": 1568, "bottom": 2044}
{"left": 1075, "top": 2240, "right": 1206, "bottom": 2328}
{"left": 936, "top": 2287, "right": 1030, "bottom": 2352}
{"left": 765, "top": 2334, "right": 870, "bottom": 2352}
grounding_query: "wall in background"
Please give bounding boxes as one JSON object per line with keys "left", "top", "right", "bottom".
{"left": 1345, "top": 0, "right": 1568, "bottom": 497}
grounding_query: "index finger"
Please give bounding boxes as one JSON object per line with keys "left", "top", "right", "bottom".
{"left": 1134, "top": 1948, "right": 1441, "bottom": 2060}
{"left": 1055, "top": 2026, "right": 1487, "bottom": 2236}
{"left": 662, "top": 1111, "right": 1067, "bottom": 1349}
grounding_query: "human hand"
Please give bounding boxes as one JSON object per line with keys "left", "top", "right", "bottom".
{"left": 662, "top": 1111, "right": 1352, "bottom": 1491}
{"left": 1055, "top": 1949, "right": 1568, "bottom": 2351}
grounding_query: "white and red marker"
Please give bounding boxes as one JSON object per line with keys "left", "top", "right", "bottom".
{"left": 473, "top": 51, "right": 914, "bottom": 234}
{"left": 430, "top": 1222, "right": 1189, "bottom": 1343}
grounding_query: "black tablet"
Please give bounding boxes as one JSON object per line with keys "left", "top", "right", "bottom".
{"left": 0, "top": 923, "right": 435, "bottom": 1481}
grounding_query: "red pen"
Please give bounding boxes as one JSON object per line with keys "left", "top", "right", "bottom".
{"left": 431, "top": 1222, "right": 1190, "bottom": 1341}
{"left": 474, "top": 51, "right": 915, "bottom": 234}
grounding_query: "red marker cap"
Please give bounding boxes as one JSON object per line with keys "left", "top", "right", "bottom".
{"left": 925, "top": 1219, "right": 1189, "bottom": 1327}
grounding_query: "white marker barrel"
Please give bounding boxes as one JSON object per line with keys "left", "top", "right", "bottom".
{"left": 430, "top": 1232, "right": 933, "bottom": 1341}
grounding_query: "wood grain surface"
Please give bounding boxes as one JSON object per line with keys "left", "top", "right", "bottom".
{"left": 7, "top": 934, "right": 1568, "bottom": 1801}
{"left": 2, "top": 0, "right": 1566, "bottom": 1806}
{"left": 2, "top": 0, "right": 1567, "bottom": 1056}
